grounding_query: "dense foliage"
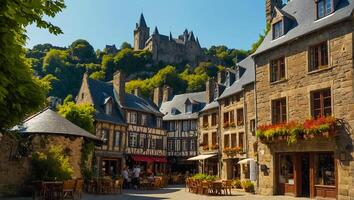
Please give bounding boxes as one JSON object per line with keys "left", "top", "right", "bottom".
{"left": 31, "top": 145, "right": 73, "bottom": 181}
{"left": 191, "top": 173, "right": 217, "bottom": 181}
{"left": 0, "top": 0, "right": 65, "bottom": 130}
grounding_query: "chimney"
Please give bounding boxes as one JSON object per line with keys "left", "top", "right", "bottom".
{"left": 134, "top": 88, "right": 141, "bottom": 97}
{"left": 217, "top": 70, "right": 226, "bottom": 84}
{"left": 153, "top": 87, "right": 163, "bottom": 107}
{"left": 205, "top": 78, "right": 215, "bottom": 104}
{"left": 266, "top": 0, "right": 283, "bottom": 24}
{"left": 162, "top": 85, "right": 173, "bottom": 103}
{"left": 113, "top": 71, "right": 125, "bottom": 106}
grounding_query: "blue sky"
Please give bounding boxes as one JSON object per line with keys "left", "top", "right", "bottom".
{"left": 26, "top": 0, "right": 266, "bottom": 51}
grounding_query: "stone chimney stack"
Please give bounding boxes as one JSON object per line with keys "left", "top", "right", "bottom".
{"left": 217, "top": 70, "right": 226, "bottom": 84}
{"left": 266, "top": 0, "right": 283, "bottom": 24}
{"left": 153, "top": 87, "right": 163, "bottom": 107}
{"left": 113, "top": 71, "right": 125, "bottom": 106}
{"left": 205, "top": 78, "right": 215, "bottom": 104}
{"left": 162, "top": 85, "right": 173, "bottom": 103}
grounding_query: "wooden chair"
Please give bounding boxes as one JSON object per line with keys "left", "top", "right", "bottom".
{"left": 100, "top": 178, "right": 113, "bottom": 194}
{"left": 211, "top": 182, "right": 222, "bottom": 196}
{"left": 201, "top": 181, "right": 210, "bottom": 195}
{"left": 63, "top": 180, "right": 76, "bottom": 200}
{"left": 74, "top": 179, "right": 83, "bottom": 199}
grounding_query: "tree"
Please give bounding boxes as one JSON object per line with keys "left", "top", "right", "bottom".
{"left": 0, "top": 0, "right": 65, "bottom": 130}
{"left": 250, "top": 23, "right": 271, "bottom": 53}
{"left": 120, "top": 42, "right": 132, "bottom": 49}
{"left": 57, "top": 101, "right": 95, "bottom": 133}
{"left": 69, "top": 39, "right": 96, "bottom": 63}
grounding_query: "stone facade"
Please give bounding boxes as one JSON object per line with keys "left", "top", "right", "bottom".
{"left": 0, "top": 134, "right": 84, "bottom": 196}
{"left": 254, "top": 16, "right": 354, "bottom": 199}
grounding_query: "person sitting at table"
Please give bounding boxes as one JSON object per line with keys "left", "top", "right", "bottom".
{"left": 147, "top": 173, "right": 154, "bottom": 182}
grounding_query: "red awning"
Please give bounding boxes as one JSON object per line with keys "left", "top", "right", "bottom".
{"left": 152, "top": 156, "right": 168, "bottom": 163}
{"left": 131, "top": 155, "right": 153, "bottom": 163}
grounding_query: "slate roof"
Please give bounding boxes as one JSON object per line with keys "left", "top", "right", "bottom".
{"left": 218, "top": 56, "right": 255, "bottom": 100}
{"left": 200, "top": 101, "right": 219, "bottom": 112}
{"left": 12, "top": 108, "right": 100, "bottom": 141}
{"left": 87, "top": 78, "right": 162, "bottom": 121}
{"left": 254, "top": 0, "right": 354, "bottom": 56}
{"left": 138, "top": 13, "right": 147, "bottom": 28}
{"left": 160, "top": 91, "right": 206, "bottom": 121}
{"left": 87, "top": 79, "right": 125, "bottom": 125}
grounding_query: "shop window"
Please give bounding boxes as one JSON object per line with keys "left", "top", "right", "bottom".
{"left": 272, "top": 97, "right": 287, "bottom": 124}
{"left": 212, "top": 132, "right": 217, "bottom": 146}
{"left": 316, "top": 0, "right": 333, "bottom": 19}
{"left": 231, "top": 134, "right": 237, "bottom": 148}
{"left": 224, "top": 135, "right": 230, "bottom": 148}
{"left": 279, "top": 154, "right": 294, "bottom": 185}
{"left": 311, "top": 88, "right": 332, "bottom": 118}
{"left": 270, "top": 57, "right": 286, "bottom": 82}
{"left": 315, "top": 152, "right": 335, "bottom": 185}
{"left": 237, "top": 108, "right": 244, "bottom": 126}
{"left": 211, "top": 113, "right": 217, "bottom": 126}
{"left": 309, "top": 42, "right": 328, "bottom": 71}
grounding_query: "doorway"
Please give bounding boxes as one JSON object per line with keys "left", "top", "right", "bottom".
{"left": 300, "top": 153, "right": 310, "bottom": 197}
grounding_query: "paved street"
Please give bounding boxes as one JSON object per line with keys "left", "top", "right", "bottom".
{"left": 83, "top": 185, "right": 310, "bottom": 200}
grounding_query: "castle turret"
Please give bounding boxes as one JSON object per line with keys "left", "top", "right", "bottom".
{"left": 134, "top": 13, "right": 150, "bottom": 50}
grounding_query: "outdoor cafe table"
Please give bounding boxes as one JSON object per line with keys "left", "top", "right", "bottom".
{"left": 33, "top": 181, "right": 64, "bottom": 200}
{"left": 210, "top": 181, "right": 223, "bottom": 195}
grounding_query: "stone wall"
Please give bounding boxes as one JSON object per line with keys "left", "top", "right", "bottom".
{"left": 0, "top": 134, "right": 84, "bottom": 196}
{"left": 254, "top": 19, "right": 354, "bottom": 199}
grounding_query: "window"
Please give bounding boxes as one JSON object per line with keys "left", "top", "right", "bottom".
{"left": 182, "top": 140, "right": 189, "bottom": 151}
{"left": 223, "top": 112, "right": 229, "bottom": 124}
{"left": 150, "top": 138, "right": 156, "bottom": 149}
{"left": 139, "top": 134, "right": 146, "bottom": 148}
{"left": 237, "top": 108, "right": 244, "bottom": 126}
{"left": 156, "top": 138, "right": 163, "bottom": 150}
{"left": 105, "top": 102, "right": 112, "bottom": 115}
{"left": 102, "top": 129, "right": 109, "bottom": 144}
{"left": 272, "top": 98, "right": 287, "bottom": 124}
{"left": 128, "top": 132, "right": 137, "bottom": 147}
{"left": 114, "top": 131, "right": 120, "bottom": 147}
{"left": 224, "top": 135, "right": 230, "bottom": 148}
{"left": 238, "top": 132, "right": 244, "bottom": 149}
{"left": 175, "top": 140, "right": 181, "bottom": 151}
{"left": 315, "top": 152, "right": 335, "bottom": 185}
{"left": 250, "top": 119, "right": 256, "bottom": 136}
{"left": 157, "top": 118, "right": 162, "bottom": 128}
{"left": 279, "top": 154, "right": 294, "bottom": 184}
{"left": 203, "top": 115, "right": 208, "bottom": 127}
{"left": 190, "top": 139, "right": 196, "bottom": 151}
{"left": 211, "top": 113, "right": 217, "bottom": 126}
{"left": 130, "top": 112, "right": 137, "bottom": 124}
{"left": 309, "top": 42, "right": 328, "bottom": 71}
{"left": 317, "top": 0, "right": 333, "bottom": 19}
{"left": 212, "top": 132, "right": 217, "bottom": 146}
{"left": 224, "top": 98, "right": 230, "bottom": 107}
{"left": 182, "top": 120, "right": 189, "bottom": 131}
{"left": 273, "top": 21, "right": 283, "bottom": 39}
{"left": 190, "top": 120, "right": 196, "bottom": 130}
{"left": 169, "top": 121, "right": 175, "bottom": 131}
{"left": 231, "top": 134, "right": 237, "bottom": 148}
{"left": 141, "top": 114, "right": 147, "bottom": 126}
{"left": 203, "top": 134, "right": 209, "bottom": 146}
{"left": 311, "top": 88, "right": 332, "bottom": 118}
{"left": 186, "top": 103, "right": 193, "bottom": 113}
{"left": 168, "top": 140, "right": 173, "bottom": 151}
{"left": 270, "top": 57, "right": 286, "bottom": 82}
{"left": 230, "top": 110, "right": 235, "bottom": 123}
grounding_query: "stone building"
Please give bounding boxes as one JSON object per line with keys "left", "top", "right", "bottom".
{"left": 133, "top": 13, "right": 205, "bottom": 66}
{"left": 159, "top": 89, "right": 205, "bottom": 174}
{"left": 0, "top": 108, "right": 100, "bottom": 196}
{"left": 77, "top": 71, "right": 167, "bottom": 176}
{"left": 253, "top": 0, "right": 354, "bottom": 199}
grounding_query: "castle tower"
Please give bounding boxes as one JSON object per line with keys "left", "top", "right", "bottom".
{"left": 134, "top": 13, "right": 150, "bottom": 50}
{"left": 266, "top": 0, "right": 283, "bottom": 24}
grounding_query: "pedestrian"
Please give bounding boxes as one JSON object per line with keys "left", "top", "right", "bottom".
{"left": 133, "top": 165, "right": 141, "bottom": 189}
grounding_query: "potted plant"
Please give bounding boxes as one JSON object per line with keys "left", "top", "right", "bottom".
{"left": 241, "top": 180, "right": 255, "bottom": 193}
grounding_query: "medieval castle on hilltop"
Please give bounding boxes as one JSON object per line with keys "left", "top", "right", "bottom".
{"left": 133, "top": 14, "right": 208, "bottom": 66}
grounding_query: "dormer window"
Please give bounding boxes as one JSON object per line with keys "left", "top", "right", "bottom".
{"left": 316, "top": 0, "right": 333, "bottom": 19}
{"left": 105, "top": 102, "right": 112, "bottom": 115}
{"left": 273, "top": 21, "right": 284, "bottom": 39}
{"left": 186, "top": 103, "right": 193, "bottom": 113}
